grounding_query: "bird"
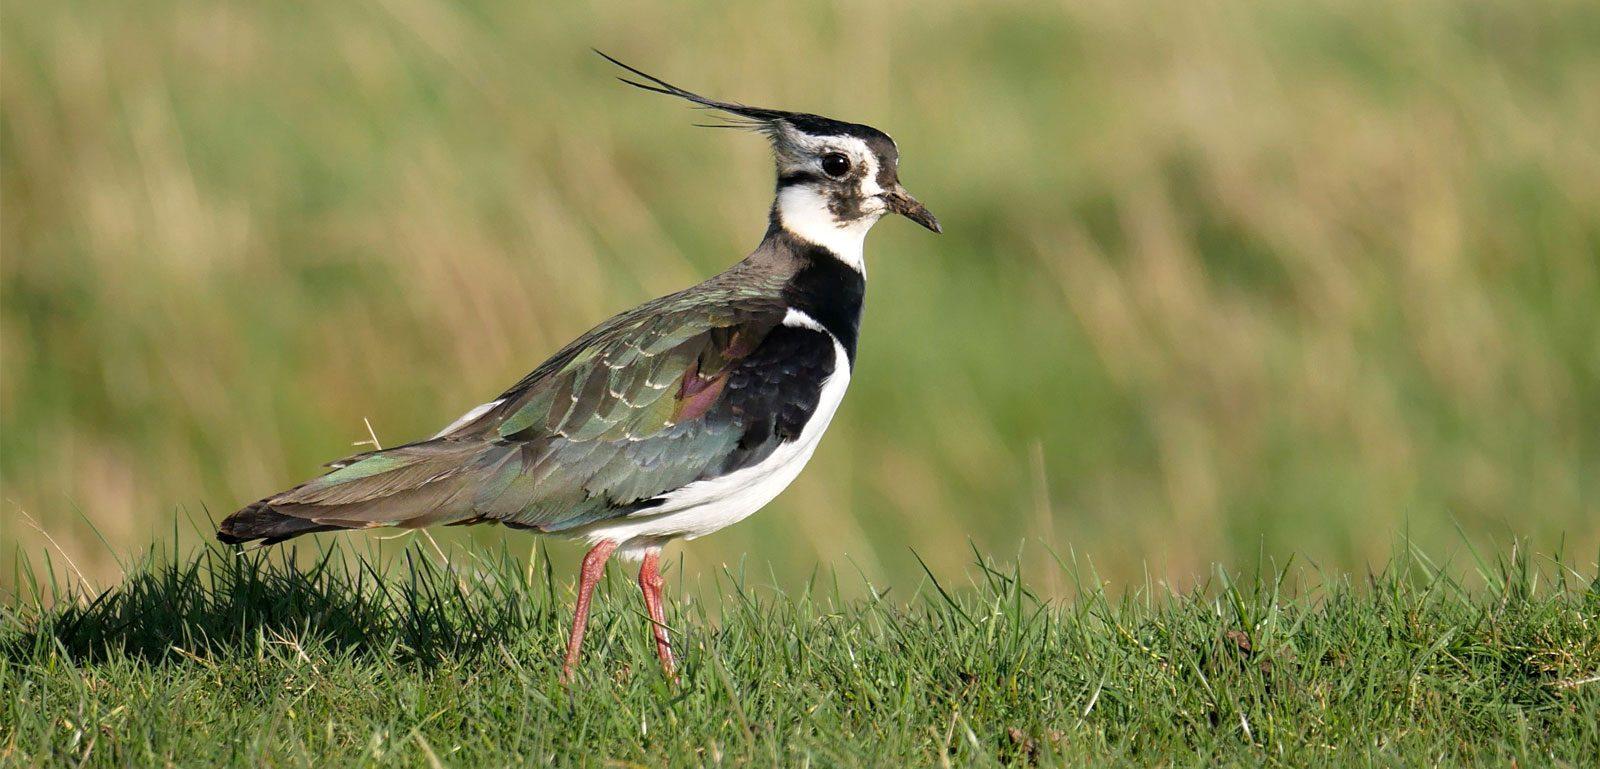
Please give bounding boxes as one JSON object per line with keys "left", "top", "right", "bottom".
{"left": 217, "top": 52, "right": 941, "bottom": 680}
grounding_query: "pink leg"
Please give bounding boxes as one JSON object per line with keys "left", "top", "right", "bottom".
{"left": 562, "top": 540, "right": 617, "bottom": 682}
{"left": 638, "top": 549, "right": 676, "bottom": 676}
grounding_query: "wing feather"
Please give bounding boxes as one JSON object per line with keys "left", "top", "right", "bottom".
{"left": 442, "top": 302, "right": 786, "bottom": 530}
{"left": 225, "top": 279, "right": 795, "bottom": 541}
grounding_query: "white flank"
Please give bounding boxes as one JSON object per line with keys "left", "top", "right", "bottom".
{"left": 575, "top": 309, "right": 850, "bottom": 559}
{"left": 431, "top": 398, "right": 503, "bottom": 438}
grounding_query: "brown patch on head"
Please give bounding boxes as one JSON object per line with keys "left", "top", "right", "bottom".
{"left": 865, "top": 135, "right": 901, "bottom": 189}
{"left": 819, "top": 135, "right": 899, "bottom": 222}
{"left": 766, "top": 115, "right": 905, "bottom": 229}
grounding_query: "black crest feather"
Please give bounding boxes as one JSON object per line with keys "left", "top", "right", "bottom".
{"left": 594, "top": 50, "right": 789, "bottom": 133}
{"left": 593, "top": 50, "right": 892, "bottom": 144}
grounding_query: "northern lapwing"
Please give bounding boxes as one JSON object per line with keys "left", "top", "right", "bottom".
{"left": 218, "top": 53, "right": 940, "bottom": 679}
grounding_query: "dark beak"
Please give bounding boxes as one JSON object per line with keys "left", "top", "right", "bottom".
{"left": 883, "top": 186, "right": 942, "bottom": 234}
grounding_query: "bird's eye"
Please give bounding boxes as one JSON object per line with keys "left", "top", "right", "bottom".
{"left": 820, "top": 153, "right": 851, "bottom": 178}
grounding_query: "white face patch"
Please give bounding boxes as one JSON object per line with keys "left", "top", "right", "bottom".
{"left": 772, "top": 134, "right": 889, "bottom": 274}
{"left": 775, "top": 185, "right": 875, "bottom": 272}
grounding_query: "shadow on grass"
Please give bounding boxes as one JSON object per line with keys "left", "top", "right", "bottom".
{"left": 2, "top": 542, "right": 554, "bottom": 667}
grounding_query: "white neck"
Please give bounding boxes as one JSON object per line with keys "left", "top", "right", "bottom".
{"left": 774, "top": 185, "right": 876, "bottom": 273}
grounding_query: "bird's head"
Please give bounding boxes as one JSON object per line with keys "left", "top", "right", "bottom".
{"left": 599, "top": 52, "right": 939, "bottom": 268}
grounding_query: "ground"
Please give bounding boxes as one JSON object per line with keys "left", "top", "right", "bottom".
{"left": 2, "top": 543, "right": 1596, "bottom": 767}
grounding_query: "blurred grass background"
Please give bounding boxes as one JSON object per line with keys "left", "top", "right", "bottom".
{"left": 3, "top": 0, "right": 1598, "bottom": 594}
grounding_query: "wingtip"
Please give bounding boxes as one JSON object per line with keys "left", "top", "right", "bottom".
{"left": 216, "top": 500, "right": 333, "bottom": 547}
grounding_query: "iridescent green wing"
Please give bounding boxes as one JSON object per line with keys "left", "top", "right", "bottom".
{"left": 447, "top": 294, "right": 787, "bottom": 530}
{"left": 238, "top": 278, "right": 792, "bottom": 536}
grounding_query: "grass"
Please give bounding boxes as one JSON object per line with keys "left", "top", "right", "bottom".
{"left": 4, "top": 0, "right": 1599, "bottom": 593}
{"left": 3, "top": 541, "right": 1597, "bottom": 766}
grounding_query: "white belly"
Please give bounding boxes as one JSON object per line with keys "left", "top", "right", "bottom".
{"left": 573, "top": 314, "right": 850, "bottom": 559}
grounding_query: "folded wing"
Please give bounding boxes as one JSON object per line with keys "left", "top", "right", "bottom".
{"left": 218, "top": 298, "right": 795, "bottom": 544}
